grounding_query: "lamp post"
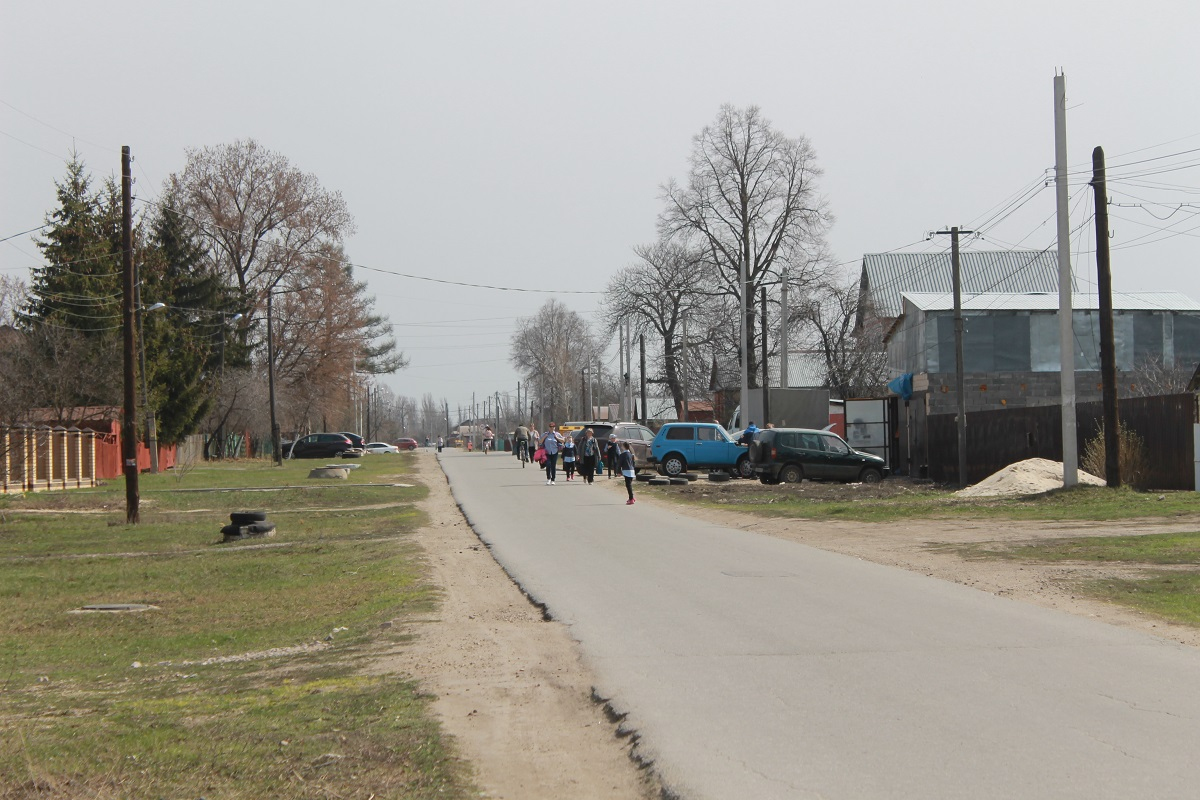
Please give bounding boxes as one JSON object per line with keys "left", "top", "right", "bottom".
{"left": 136, "top": 301, "right": 166, "bottom": 473}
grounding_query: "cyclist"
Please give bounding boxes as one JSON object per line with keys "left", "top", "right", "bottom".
{"left": 515, "top": 423, "right": 530, "bottom": 467}
{"left": 482, "top": 425, "right": 495, "bottom": 454}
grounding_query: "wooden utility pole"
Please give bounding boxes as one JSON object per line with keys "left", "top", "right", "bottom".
{"left": 682, "top": 317, "right": 689, "bottom": 421}
{"left": 121, "top": 146, "right": 139, "bottom": 523}
{"left": 780, "top": 270, "right": 790, "bottom": 391}
{"left": 934, "top": 226, "right": 975, "bottom": 488}
{"left": 1092, "top": 146, "right": 1121, "bottom": 487}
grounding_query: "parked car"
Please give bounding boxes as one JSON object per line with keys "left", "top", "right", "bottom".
{"left": 285, "top": 433, "right": 363, "bottom": 459}
{"left": 650, "top": 422, "right": 754, "bottom": 478}
{"left": 749, "top": 427, "right": 888, "bottom": 484}
{"left": 336, "top": 432, "right": 367, "bottom": 451}
{"left": 570, "top": 422, "right": 657, "bottom": 470}
{"left": 364, "top": 442, "right": 399, "bottom": 455}
{"left": 394, "top": 438, "right": 419, "bottom": 451}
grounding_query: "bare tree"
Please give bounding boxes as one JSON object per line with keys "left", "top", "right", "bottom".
{"left": 802, "top": 276, "right": 889, "bottom": 399}
{"left": 1128, "top": 356, "right": 1192, "bottom": 397}
{"left": 170, "top": 139, "right": 355, "bottom": 319}
{"left": 510, "top": 299, "right": 596, "bottom": 422}
{"left": 660, "top": 105, "right": 832, "bottom": 389}
{"left": 0, "top": 276, "right": 26, "bottom": 327}
{"left": 603, "top": 241, "right": 719, "bottom": 416}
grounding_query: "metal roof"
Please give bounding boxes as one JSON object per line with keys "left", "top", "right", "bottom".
{"left": 900, "top": 290, "right": 1200, "bottom": 312}
{"left": 861, "top": 250, "right": 1065, "bottom": 318}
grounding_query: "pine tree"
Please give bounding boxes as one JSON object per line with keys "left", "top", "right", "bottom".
{"left": 141, "top": 191, "right": 246, "bottom": 445}
{"left": 21, "top": 155, "right": 122, "bottom": 335}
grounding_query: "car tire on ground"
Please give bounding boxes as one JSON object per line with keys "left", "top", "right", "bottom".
{"left": 636, "top": 474, "right": 653, "bottom": 482}
{"left": 648, "top": 477, "right": 671, "bottom": 486}
{"left": 668, "top": 477, "right": 689, "bottom": 486}
{"left": 707, "top": 472, "right": 731, "bottom": 482}
{"left": 681, "top": 472, "right": 700, "bottom": 481}
{"left": 759, "top": 476, "right": 780, "bottom": 485}
{"left": 230, "top": 511, "right": 268, "bottom": 525}
{"left": 859, "top": 467, "right": 883, "bottom": 484}
{"left": 779, "top": 464, "right": 804, "bottom": 484}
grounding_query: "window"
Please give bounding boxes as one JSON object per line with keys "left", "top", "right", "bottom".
{"left": 778, "top": 432, "right": 798, "bottom": 448}
{"left": 820, "top": 435, "right": 850, "bottom": 454}
{"left": 698, "top": 427, "right": 721, "bottom": 441}
{"left": 665, "top": 426, "right": 694, "bottom": 441}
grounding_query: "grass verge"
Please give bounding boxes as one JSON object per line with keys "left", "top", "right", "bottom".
{"left": 0, "top": 455, "right": 477, "bottom": 799}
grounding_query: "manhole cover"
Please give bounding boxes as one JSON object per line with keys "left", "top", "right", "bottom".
{"left": 74, "top": 603, "right": 158, "bottom": 613}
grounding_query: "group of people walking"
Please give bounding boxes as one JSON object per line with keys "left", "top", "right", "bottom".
{"left": 512, "top": 422, "right": 637, "bottom": 504}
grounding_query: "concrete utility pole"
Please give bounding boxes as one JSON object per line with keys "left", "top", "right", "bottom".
{"left": 1092, "top": 145, "right": 1121, "bottom": 487}
{"left": 267, "top": 293, "right": 282, "bottom": 465}
{"left": 121, "top": 146, "right": 139, "bottom": 523}
{"left": 682, "top": 317, "right": 689, "bottom": 421}
{"left": 761, "top": 287, "right": 770, "bottom": 425}
{"left": 780, "top": 270, "right": 790, "bottom": 391}
{"left": 740, "top": 253, "right": 749, "bottom": 430}
{"left": 1054, "top": 72, "right": 1079, "bottom": 487}
{"left": 640, "top": 334, "right": 647, "bottom": 425}
{"left": 934, "top": 226, "right": 974, "bottom": 488}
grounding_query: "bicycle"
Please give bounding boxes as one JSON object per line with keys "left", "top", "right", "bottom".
{"left": 516, "top": 440, "right": 529, "bottom": 467}
{"left": 482, "top": 438, "right": 494, "bottom": 454}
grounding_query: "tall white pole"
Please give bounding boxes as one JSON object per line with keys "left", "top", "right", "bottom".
{"left": 739, "top": 256, "right": 749, "bottom": 427}
{"left": 1054, "top": 72, "right": 1078, "bottom": 487}
{"left": 682, "top": 317, "right": 690, "bottom": 421}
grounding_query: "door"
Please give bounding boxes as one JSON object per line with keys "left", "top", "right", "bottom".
{"left": 695, "top": 425, "right": 726, "bottom": 466}
{"left": 817, "top": 432, "right": 860, "bottom": 480}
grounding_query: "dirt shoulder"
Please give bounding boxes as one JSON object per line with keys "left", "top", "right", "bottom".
{"left": 369, "top": 451, "right": 657, "bottom": 800}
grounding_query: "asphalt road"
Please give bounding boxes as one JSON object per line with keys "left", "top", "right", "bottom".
{"left": 439, "top": 449, "right": 1200, "bottom": 799}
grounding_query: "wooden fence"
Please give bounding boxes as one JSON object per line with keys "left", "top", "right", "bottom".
{"left": 927, "top": 393, "right": 1199, "bottom": 489}
{"left": 1, "top": 426, "right": 99, "bottom": 493}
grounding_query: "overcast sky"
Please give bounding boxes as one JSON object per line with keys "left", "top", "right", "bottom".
{"left": 4, "top": 1, "right": 1199, "bottom": 416}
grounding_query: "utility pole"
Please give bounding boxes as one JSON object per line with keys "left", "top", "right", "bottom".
{"left": 1092, "top": 145, "right": 1121, "bottom": 487}
{"left": 267, "top": 292, "right": 282, "bottom": 465}
{"left": 1054, "top": 72, "right": 1079, "bottom": 487}
{"left": 761, "top": 286, "right": 770, "bottom": 425}
{"left": 934, "top": 226, "right": 975, "bottom": 488}
{"left": 618, "top": 324, "right": 626, "bottom": 420}
{"left": 121, "top": 146, "right": 139, "bottom": 523}
{"left": 639, "top": 334, "right": 647, "bottom": 426}
{"left": 739, "top": 252, "right": 749, "bottom": 431}
{"left": 682, "top": 317, "right": 689, "bottom": 421}
{"left": 134, "top": 270, "right": 159, "bottom": 474}
{"left": 780, "top": 270, "right": 790, "bottom": 391}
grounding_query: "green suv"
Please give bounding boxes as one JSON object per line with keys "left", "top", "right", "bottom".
{"left": 749, "top": 428, "right": 887, "bottom": 484}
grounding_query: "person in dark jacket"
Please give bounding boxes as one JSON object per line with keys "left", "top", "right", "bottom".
{"left": 579, "top": 428, "right": 599, "bottom": 484}
{"left": 618, "top": 442, "right": 637, "bottom": 504}
{"left": 604, "top": 434, "right": 620, "bottom": 479}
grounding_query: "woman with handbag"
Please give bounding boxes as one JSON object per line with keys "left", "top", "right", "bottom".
{"left": 540, "top": 423, "right": 564, "bottom": 485}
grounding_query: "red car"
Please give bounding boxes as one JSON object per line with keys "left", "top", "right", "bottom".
{"left": 394, "top": 438, "right": 419, "bottom": 451}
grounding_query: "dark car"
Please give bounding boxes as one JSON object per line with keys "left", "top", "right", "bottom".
{"left": 749, "top": 427, "right": 888, "bottom": 484}
{"left": 285, "top": 433, "right": 362, "bottom": 459}
{"left": 570, "top": 422, "right": 657, "bottom": 471}
{"left": 336, "top": 432, "right": 367, "bottom": 451}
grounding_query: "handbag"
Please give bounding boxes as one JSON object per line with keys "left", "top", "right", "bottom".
{"left": 534, "top": 447, "right": 547, "bottom": 464}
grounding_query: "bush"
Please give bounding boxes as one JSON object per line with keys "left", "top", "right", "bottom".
{"left": 1081, "top": 421, "right": 1148, "bottom": 489}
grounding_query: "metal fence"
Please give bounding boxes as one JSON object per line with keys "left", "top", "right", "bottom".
{"left": 1, "top": 425, "right": 99, "bottom": 493}
{"left": 927, "top": 393, "right": 1199, "bottom": 489}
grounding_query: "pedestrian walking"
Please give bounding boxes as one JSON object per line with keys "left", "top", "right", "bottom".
{"left": 561, "top": 434, "right": 577, "bottom": 481}
{"left": 528, "top": 426, "right": 540, "bottom": 464}
{"left": 604, "top": 434, "right": 620, "bottom": 479}
{"left": 541, "top": 423, "right": 564, "bottom": 485}
{"left": 579, "top": 428, "right": 599, "bottom": 484}
{"left": 618, "top": 442, "right": 637, "bottom": 505}
{"left": 436, "top": 435, "right": 444, "bottom": 453}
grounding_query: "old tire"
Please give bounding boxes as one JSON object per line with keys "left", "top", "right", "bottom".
{"left": 668, "top": 477, "right": 689, "bottom": 486}
{"left": 707, "top": 472, "right": 731, "bottom": 482}
{"left": 681, "top": 472, "right": 700, "bottom": 481}
{"left": 230, "top": 511, "right": 268, "bottom": 525}
{"left": 648, "top": 477, "right": 671, "bottom": 486}
{"left": 636, "top": 473, "right": 653, "bottom": 482}
{"left": 859, "top": 467, "right": 883, "bottom": 484}
{"left": 779, "top": 464, "right": 804, "bottom": 484}
{"left": 759, "top": 476, "right": 780, "bottom": 485}
{"left": 661, "top": 453, "right": 687, "bottom": 477}
{"left": 735, "top": 454, "right": 754, "bottom": 479}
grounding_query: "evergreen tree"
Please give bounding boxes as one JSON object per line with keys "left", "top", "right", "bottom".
{"left": 141, "top": 191, "right": 247, "bottom": 445}
{"left": 21, "top": 155, "right": 122, "bottom": 336}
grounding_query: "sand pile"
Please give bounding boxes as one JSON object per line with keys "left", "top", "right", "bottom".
{"left": 955, "top": 457, "right": 1105, "bottom": 498}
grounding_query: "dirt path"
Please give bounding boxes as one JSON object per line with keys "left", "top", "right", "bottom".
{"left": 378, "top": 453, "right": 1200, "bottom": 797}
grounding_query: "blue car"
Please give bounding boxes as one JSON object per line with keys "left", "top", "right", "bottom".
{"left": 651, "top": 422, "right": 754, "bottom": 478}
